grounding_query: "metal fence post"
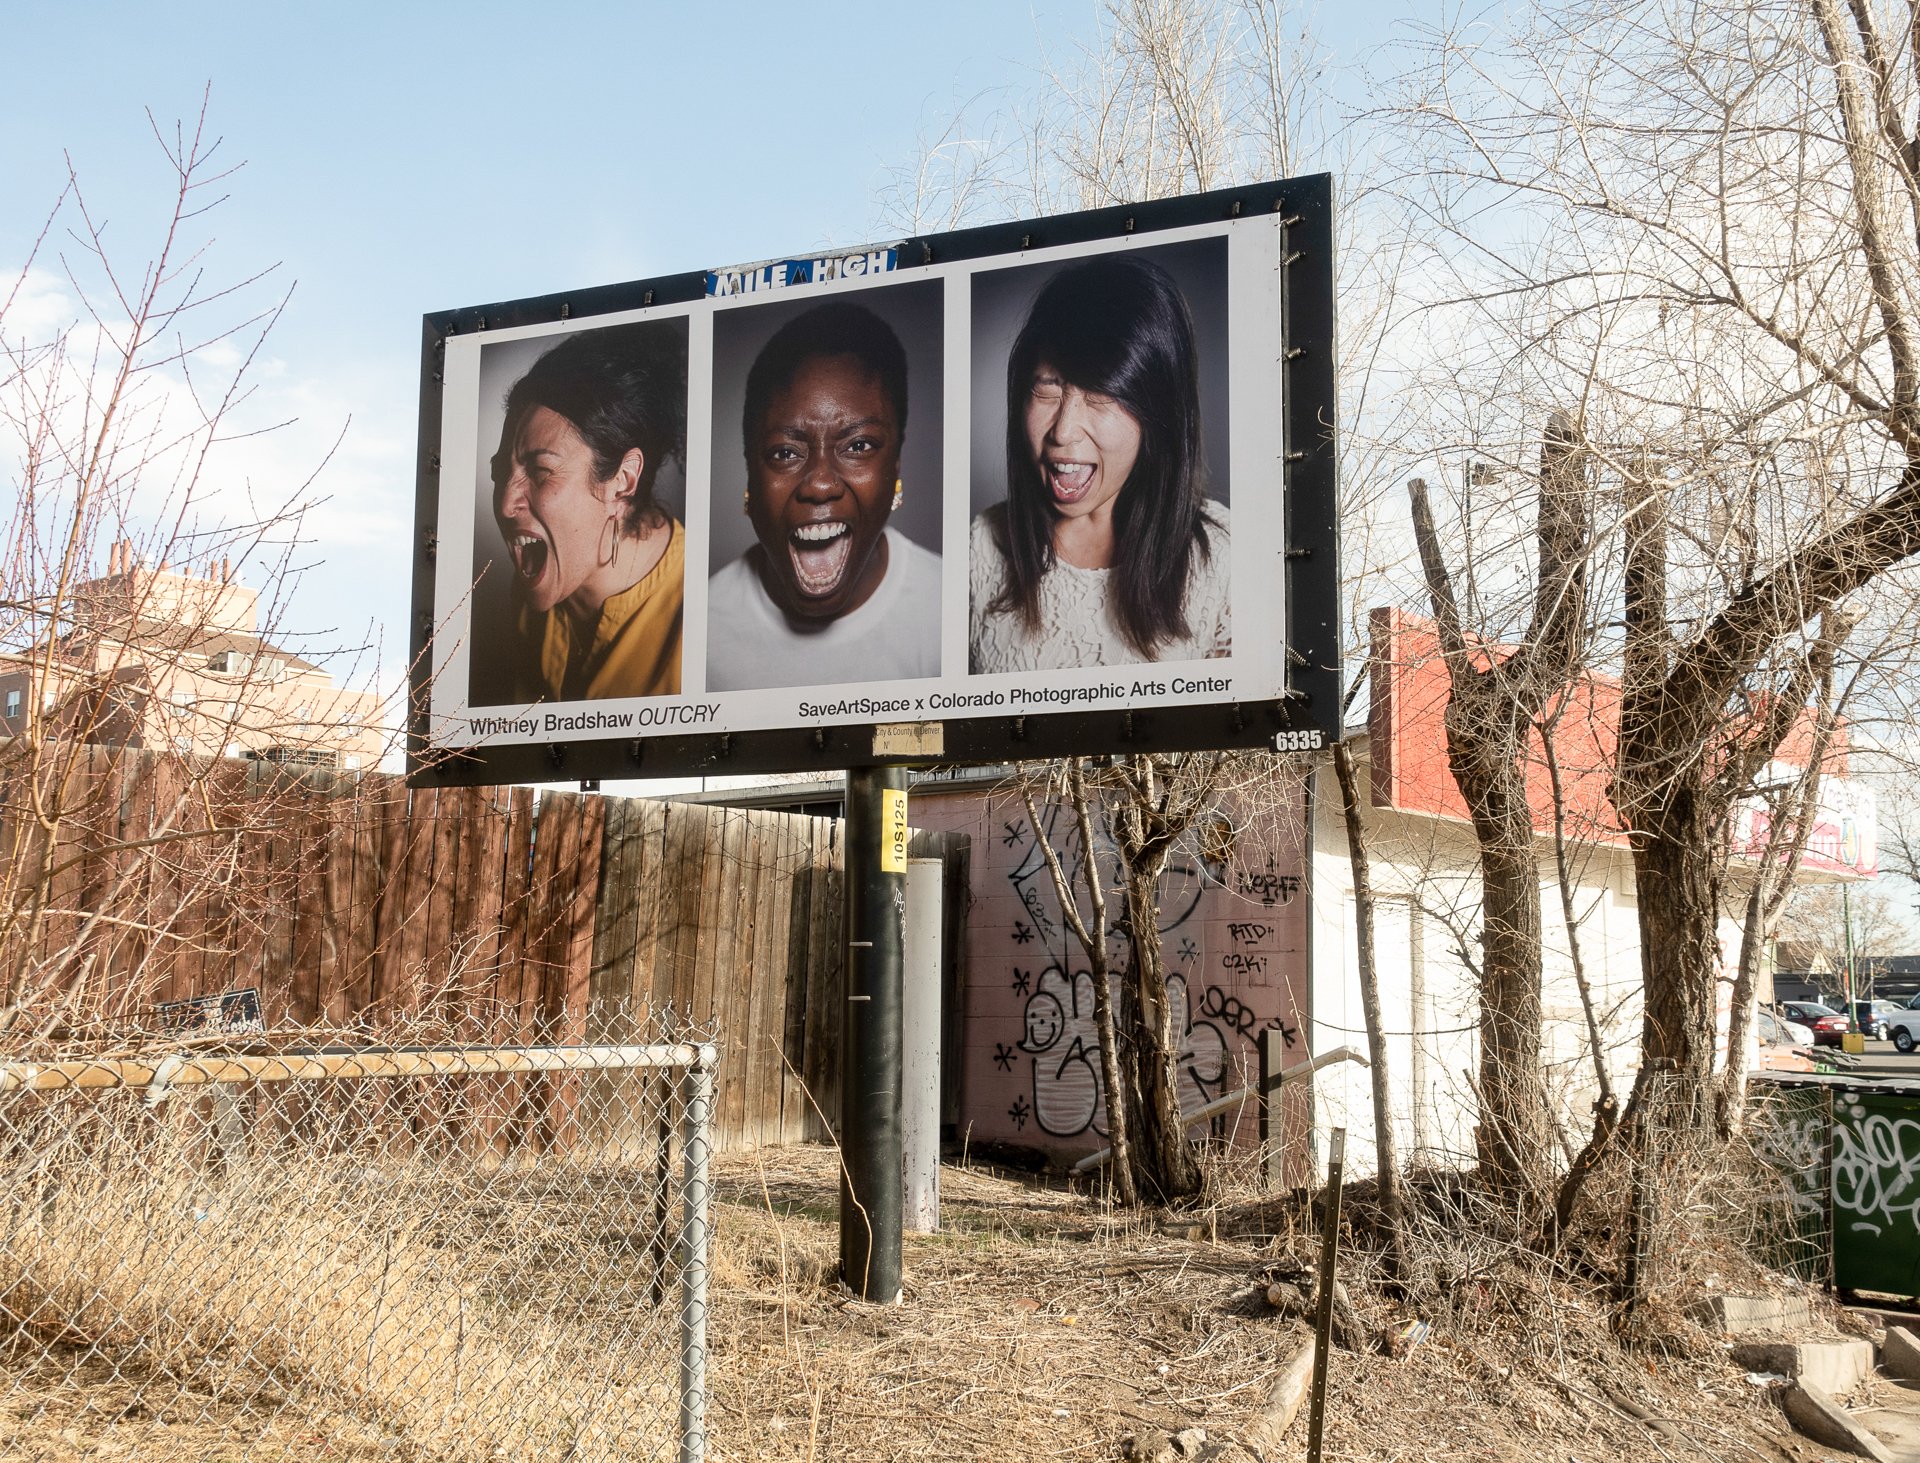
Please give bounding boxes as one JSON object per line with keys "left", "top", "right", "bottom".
{"left": 679, "top": 1047, "right": 716, "bottom": 1463}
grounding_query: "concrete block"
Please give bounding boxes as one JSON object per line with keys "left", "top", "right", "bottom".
{"left": 1782, "top": 1381, "right": 1896, "bottom": 1461}
{"left": 1731, "top": 1339, "right": 1875, "bottom": 1397}
{"left": 1884, "top": 1325, "right": 1920, "bottom": 1380}
{"left": 1694, "top": 1293, "right": 1816, "bottom": 1335}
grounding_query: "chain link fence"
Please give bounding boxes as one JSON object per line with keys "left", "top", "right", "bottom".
{"left": 0, "top": 1019, "right": 717, "bottom": 1462}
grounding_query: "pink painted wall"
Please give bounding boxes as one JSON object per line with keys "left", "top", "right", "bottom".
{"left": 911, "top": 782, "right": 1312, "bottom": 1177}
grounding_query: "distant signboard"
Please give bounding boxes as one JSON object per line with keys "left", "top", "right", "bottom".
{"left": 154, "top": 987, "right": 265, "bottom": 1036}
{"left": 1732, "top": 765, "right": 1878, "bottom": 878}
{"left": 410, "top": 178, "right": 1338, "bottom": 785}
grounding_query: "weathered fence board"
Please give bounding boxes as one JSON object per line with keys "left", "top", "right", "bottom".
{"left": 0, "top": 751, "right": 967, "bottom": 1151}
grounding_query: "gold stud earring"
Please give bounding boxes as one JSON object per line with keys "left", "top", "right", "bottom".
{"left": 891, "top": 477, "right": 903, "bottom": 513}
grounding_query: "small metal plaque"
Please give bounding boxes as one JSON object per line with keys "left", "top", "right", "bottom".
{"left": 872, "top": 721, "right": 944, "bottom": 758}
{"left": 882, "top": 788, "right": 910, "bottom": 874}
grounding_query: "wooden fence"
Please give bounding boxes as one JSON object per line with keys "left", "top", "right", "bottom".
{"left": 0, "top": 745, "right": 968, "bottom": 1150}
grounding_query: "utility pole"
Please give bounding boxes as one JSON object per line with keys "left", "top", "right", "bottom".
{"left": 1843, "top": 882, "right": 1859, "bottom": 1027}
{"left": 840, "top": 766, "right": 907, "bottom": 1303}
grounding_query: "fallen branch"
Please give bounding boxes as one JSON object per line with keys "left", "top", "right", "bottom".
{"left": 1070, "top": 1045, "right": 1370, "bottom": 1175}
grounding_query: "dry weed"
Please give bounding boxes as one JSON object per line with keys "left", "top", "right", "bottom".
{"left": 696, "top": 1144, "right": 1826, "bottom": 1462}
{"left": 0, "top": 1061, "right": 691, "bottom": 1461}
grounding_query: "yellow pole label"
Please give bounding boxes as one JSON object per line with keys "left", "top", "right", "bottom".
{"left": 882, "top": 788, "right": 909, "bottom": 873}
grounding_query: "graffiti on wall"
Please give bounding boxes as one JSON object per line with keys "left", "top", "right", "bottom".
{"left": 993, "top": 797, "right": 1302, "bottom": 1141}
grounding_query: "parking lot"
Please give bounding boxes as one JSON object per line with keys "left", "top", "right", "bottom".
{"left": 1841, "top": 1040, "right": 1920, "bottom": 1079}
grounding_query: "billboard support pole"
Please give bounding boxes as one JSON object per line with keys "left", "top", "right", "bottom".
{"left": 840, "top": 765, "right": 906, "bottom": 1303}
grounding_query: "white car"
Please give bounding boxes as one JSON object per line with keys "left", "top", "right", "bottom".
{"left": 1758, "top": 1008, "right": 1814, "bottom": 1046}
{"left": 1884, "top": 1005, "right": 1920, "bottom": 1054}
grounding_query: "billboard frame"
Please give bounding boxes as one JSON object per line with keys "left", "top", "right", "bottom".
{"left": 408, "top": 175, "right": 1338, "bottom": 786}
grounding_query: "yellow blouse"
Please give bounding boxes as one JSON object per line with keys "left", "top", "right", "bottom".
{"left": 515, "top": 521, "right": 683, "bottom": 701}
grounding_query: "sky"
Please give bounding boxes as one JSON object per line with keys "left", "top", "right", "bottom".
{"left": 1, "top": 1, "right": 1428, "bottom": 690}
{"left": 7, "top": 2, "right": 1911, "bottom": 946}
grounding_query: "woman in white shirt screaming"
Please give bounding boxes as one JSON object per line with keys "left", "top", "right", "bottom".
{"left": 970, "top": 254, "right": 1229, "bottom": 672}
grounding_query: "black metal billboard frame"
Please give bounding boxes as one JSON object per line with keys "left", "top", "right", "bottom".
{"left": 408, "top": 174, "right": 1339, "bottom": 787}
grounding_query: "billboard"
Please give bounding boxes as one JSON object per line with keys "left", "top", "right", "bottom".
{"left": 410, "top": 178, "right": 1337, "bottom": 785}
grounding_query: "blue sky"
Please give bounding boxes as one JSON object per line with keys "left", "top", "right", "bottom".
{"left": 0, "top": 0, "right": 1426, "bottom": 692}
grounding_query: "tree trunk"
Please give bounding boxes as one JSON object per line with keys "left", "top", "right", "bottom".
{"left": 1718, "top": 882, "right": 1770, "bottom": 1136}
{"left": 1407, "top": 425, "right": 1588, "bottom": 1206}
{"left": 1441, "top": 685, "right": 1553, "bottom": 1199}
{"left": 1124, "top": 855, "right": 1203, "bottom": 1202}
{"left": 1631, "top": 798, "right": 1721, "bottom": 1126}
{"left": 1330, "top": 740, "right": 1407, "bottom": 1260}
{"left": 1019, "top": 763, "right": 1137, "bottom": 1205}
{"left": 1471, "top": 822, "right": 1552, "bottom": 1194}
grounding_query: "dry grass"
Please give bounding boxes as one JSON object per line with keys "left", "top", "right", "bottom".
{"left": 700, "top": 1145, "right": 1835, "bottom": 1463}
{"left": 0, "top": 1132, "right": 1854, "bottom": 1463}
{"left": 0, "top": 1078, "right": 686, "bottom": 1462}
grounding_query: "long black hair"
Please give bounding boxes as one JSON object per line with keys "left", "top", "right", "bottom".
{"left": 491, "top": 317, "right": 689, "bottom": 535}
{"left": 990, "top": 253, "right": 1211, "bottom": 657}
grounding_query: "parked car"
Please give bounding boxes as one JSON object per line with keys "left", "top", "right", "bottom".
{"left": 1755, "top": 1008, "right": 1817, "bottom": 1071}
{"left": 1884, "top": 1003, "right": 1920, "bottom": 1053}
{"left": 1779, "top": 1001, "right": 1850, "bottom": 1046}
{"left": 1851, "top": 1000, "right": 1903, "bottom": 1041}
{"left": 1759, "top": 1008, "right": 1815, "bottom": 1046}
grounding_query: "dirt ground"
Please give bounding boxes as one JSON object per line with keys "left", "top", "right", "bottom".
{"left": 0, "top": 1142, "right": 1871, "bottom": 1461}
{"left": 700, "top": 1147, "right": 1834, "bottom": 1462}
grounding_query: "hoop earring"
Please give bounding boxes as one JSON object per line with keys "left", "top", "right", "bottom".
{"left": 891, "top": 478, "right": 903, "bottom": 513}
{"left": 598, "top": 517, "right": 619, "bottom": 569}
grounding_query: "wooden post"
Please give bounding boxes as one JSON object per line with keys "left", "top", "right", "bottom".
{"left": 1306, "top": 1127, "right": 1346, "bottom": 1463}
{"left": 1259, "top": 1026, "right": 1286, "bottom": 1192}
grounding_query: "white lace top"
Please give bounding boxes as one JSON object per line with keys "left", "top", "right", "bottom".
{"left": 968, "top": 504, "right": 1231, "bottom": 671}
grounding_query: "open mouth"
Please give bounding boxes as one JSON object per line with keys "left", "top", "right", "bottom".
{"left": 1045, "top": 458, "right": 1096, "bottom": 504}
{"left": 509, "top": 531, "right": 549, "bottom": 584}
{"left": 787, "top": 520, "right": 852, "bottom": 596}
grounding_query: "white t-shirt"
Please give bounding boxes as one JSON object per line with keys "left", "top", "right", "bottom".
{"left": 969, "top": 503, "right": 1231, "bottom": 671}
{"left": 706, "top": 527, "right": 942, "bottom": 690}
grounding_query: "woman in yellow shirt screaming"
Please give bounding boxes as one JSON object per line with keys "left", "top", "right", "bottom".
{"left": 488, "top": 321, "right": 688, "bottom": 702}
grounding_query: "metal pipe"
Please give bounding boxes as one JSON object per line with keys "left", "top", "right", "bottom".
{"left": 679, "top": 1054, "right": 714, "bottom": 1463}
{"left": 0, "top": 1042, "right": 715, "bottom": 1096}
{"left": 841, "top": 766, "right": 906, "bottom": 1303}
{"left": 902, "top": 857, "right": 943, "bottom": 1233}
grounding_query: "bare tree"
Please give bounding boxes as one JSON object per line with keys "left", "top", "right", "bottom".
{"left": 885, "top": 0, "right": 1425, "bottom": 1212}
{"left": 1718, "top": 614, "right": 1855, "bottom": 1132}
{"left": 1391, "top": 0, "right": 1920, "bottom": 1140}
{"left": 1016, "top": 758, "right": 1138, "bottom": 1206}
{"left": 0, "top": 97, "right": 381, "bottom": 1034}
{"left": 1405, "top": 414, "right": 1592, "bottom": 1202}
{"left": 1328, "top": 733, "right": 1407, "bottom": 1255}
